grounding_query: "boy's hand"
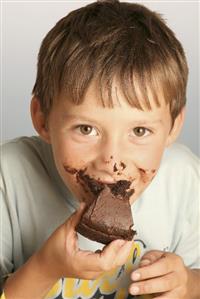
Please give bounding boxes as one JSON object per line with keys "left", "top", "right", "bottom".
{"left": 129, "top": 250, "right": 190, "bottom": 298}
{"left": 37, "top": 203, "right": 133, "bottom": 281}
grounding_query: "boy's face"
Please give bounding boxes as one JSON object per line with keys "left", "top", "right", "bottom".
{"left": 39, "top": 81, "right": 183, "bottom": 204}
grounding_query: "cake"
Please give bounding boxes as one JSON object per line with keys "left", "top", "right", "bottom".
{"left": 76, "top": 176, "right": 136, "bottom": 244}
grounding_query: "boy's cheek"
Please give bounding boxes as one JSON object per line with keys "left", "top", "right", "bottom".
{"left": 50, "top": 136, "right": 87, "bottom": 170}
{"left": 52, "top": 139, "right": 94, "bottom": 170}
{"left": 61, "top": 172, "right": 88, "bottom": 203}
{"left": 49, "top": 149, "right": 87, "bottom": 201}
{"left": 50, "top": 135, "right": 165, "bottom": 203}
{"left": 133, "top": 144, "right": 165, "bottom": 171}
{"left": 129, "top": 171, "right": 157, "bottom": 204}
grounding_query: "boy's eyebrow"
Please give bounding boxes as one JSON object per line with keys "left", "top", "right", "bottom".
{"left": 130, "top": 120, "right": 163, "bottom": 125}
{"left": 61, "top": 114, "right": 99, "bottom": 123}
{"left": 61, "top": 113, "right": 163, "bottom": 126}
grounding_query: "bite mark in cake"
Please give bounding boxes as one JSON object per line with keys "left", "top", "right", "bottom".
{"left": 63, "top": 162, "right": 136, "bottom": 244}
{"left": 76, "top": 181, "right": 136, "bottom": 244}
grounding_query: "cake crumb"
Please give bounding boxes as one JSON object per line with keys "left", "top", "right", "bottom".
{"left": 113, "top": 163, "right": 118, "bottom": 172}
{"left": 120, "top": 162, "right": 126, "bottom": 170}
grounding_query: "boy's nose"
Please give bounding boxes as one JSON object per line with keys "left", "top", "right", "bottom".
{"left": 92, "top": 158, "right": 126, "bottom": 182}
{"left": 91, "top": 139, "right": 136, "bottom": 181}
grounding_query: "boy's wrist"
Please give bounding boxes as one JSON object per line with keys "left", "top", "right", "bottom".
{"left": 187, "top": 268, "right": 200, "bottom": 299}
{"left": 4, "top": 252, "right": 58, "bottom": 299}
{"left": 36, "top": 247, "right": 62, "bottom": 282}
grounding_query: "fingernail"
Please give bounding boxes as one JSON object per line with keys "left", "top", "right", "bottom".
{"left": 132, "top": 272, "right": 141, "bottom": 281}
{"left": 130, "top": 286, "right": 139, "bottom": 295}
{"left": 139, "top": 259, "right": 151, "bottom": 267}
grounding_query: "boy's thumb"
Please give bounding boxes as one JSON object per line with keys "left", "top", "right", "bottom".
{"left": 101, "top": 239, "right": 126, "bottom": 261}
{"left": 70, "top": 202, "right": 86, "bottom": 229}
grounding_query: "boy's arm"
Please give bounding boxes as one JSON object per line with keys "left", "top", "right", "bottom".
{"left": 3, "top": 205, "right": 133, "bottom": 299}
{"left": 3, "top": 252, "right": 58, "bottom": 299}
{"left": 188, "top": 269, "right": 200, "bottom": 299}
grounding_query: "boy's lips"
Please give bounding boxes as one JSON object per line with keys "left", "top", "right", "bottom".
{"left": 98, "top": 179, "right": 116, "bottom": 184}
{"left": 63, "top": 164, "right": 132, "bottom": 184}
{"left": 63, "top": 164, "right": 135, "bottom": 199}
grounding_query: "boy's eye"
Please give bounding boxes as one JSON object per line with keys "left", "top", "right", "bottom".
{"left": 132, "top": 127, "right": 151, "bottom": 137}
{"left": 77, "top": 125, "right": 97, "bottom": 136}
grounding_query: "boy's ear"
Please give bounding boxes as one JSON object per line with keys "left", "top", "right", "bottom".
{"left": 166, "top": 107, "right": 185, "bottom": 147}
{"left": 30, "top": 97, "right": 51, "bottom": 143}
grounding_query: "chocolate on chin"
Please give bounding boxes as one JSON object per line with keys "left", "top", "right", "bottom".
{"left": 76, "top": 181, "right": 136, "bottom": 244}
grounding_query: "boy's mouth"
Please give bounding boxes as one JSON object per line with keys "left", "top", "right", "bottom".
{"left": 63, "top": 165, "right": 135, "bottom": 201}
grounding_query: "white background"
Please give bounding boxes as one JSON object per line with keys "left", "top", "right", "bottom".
{"left": 1, "top": 0, "right": 199, "bottom": 156}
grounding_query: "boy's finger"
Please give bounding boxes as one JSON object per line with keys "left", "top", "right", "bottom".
{"left": 65, "top": 203, "right": 86, "bottom": 251}
{"left": 139, "top": 250, "right": 164, "bottom": 267}
{"left": 100, "top": 239, "right": 128, "bottom": 270}
{"left": 65, "top": 203, "right": 86, "bottom": 252}
{"left": 114, "top": 240, "right": 133, "bottom": 267}
{"left": 129, "top": 271, "right": 178, "bottom": 296}
{"left": 102, "top": 239, "right": 126, "bottom": 258}
{"left": 131, "top": 253, "right": 173, "bottom": 282}
{"left": 75, "top": 240, "right": 126, "bottom": 272}
{"left": 75, "top": 249, "right": 103, "bottom": 272}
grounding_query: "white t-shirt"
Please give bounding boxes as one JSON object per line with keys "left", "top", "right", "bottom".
{"left": 0, "top": 136, "right": 199, "bottom": 299}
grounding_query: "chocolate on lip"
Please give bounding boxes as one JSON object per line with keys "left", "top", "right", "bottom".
{"left": 64, "top": 164, "right": 135, "bottom": 199}
{"left": 64, "top": 165, "right": 104, "bottom": 199}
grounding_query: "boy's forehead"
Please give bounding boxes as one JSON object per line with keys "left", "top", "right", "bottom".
{"left": 56, "top": 80, "right": 171, "bottom": 127}
{"left": 79, "top": 79, "right": 166, "bottom": 110}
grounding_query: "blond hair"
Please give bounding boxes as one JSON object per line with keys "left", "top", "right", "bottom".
{"left": 32, "top": 0, "right": 188, "bottom": 123}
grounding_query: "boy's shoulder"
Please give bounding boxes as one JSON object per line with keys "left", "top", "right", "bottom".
{"left": 1, "top": 136, "right": 51, "bottom": 174}
{"left": 152, "top": 142, "right": 200, "bottom": 201}
{"left": 1, "top": 135, "right": 48, "bottom": 161}
{"left": 139, "top": 142, "right": 199, "bottom": 220}
{"left": 1, "top": 135, "right": 44, "bottom": 153}
{"left": 162, "top": 142, "right": 199, "bottom": 170}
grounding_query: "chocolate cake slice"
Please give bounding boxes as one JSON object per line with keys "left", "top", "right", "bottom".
{"left": 76, "top": 180, "right": 135, "bottom": 244}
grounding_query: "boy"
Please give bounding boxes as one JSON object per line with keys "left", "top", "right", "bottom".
{"left": 1, "top": 0, "right": 200, "bottom": 298}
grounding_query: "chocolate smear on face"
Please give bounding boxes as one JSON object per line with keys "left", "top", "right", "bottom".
{"left": 138, "top": 168, "right": 146, "bottom": 174}
{"left": 113, "top": 163, "right": 118, "bottom": 172}
{"left": 77, "top": 169, "right": 134, "bottom": 200}
{"left": 107, "top": 180, "right": 133, "bottom": 198}
{"left": 77, "top": 169, "right": 104, "bottom": 197}
{"left": 139, "top": 168, "right": 157, "bottom": 183}
{"left": 64, "top": 165, "right": 77, "bottom": 175}
{"left": 64, "top": 163, "right": 135, "bottom": 205}
{"left": 120, "top": 162, "right": 126, "bottom": 170}
{"left": 113, "top": 162, "right": 126, "bottom": 172}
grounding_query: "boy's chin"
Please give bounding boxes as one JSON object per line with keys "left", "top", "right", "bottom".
{"left": 129, "top": 192, "right": 139, "bottom": 204}
{"left": 129, "top": 183, "right": 151, "bottom": 204}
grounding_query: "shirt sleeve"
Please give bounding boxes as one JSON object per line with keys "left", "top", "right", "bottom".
{"left": 0, "top": 172, "right": 14, "bottom": 293}
{"left": 172, "top": 155, "right": 200, "bottom": 269}
{"left": 175, "top": 197, "right": 200, "bottom": 268}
